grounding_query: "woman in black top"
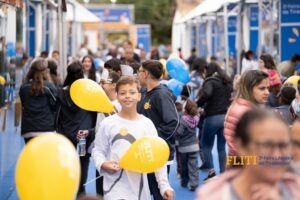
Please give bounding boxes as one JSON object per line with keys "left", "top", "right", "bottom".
{"left": 19, "top": 58, "right": 57, "bottom": 144}
{"left": 197, "top": 62, "right": 233, "bottom": 181}
{"left": 56, "top": 61, "right": 97, "bottom": 196}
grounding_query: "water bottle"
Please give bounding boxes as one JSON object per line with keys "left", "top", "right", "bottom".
{"left": 77, "top": 134, "right": 86, "bottom": 156}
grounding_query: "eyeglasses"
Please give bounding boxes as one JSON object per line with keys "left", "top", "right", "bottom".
{"left": 138, "top": 69, "right": 146, "bottom": 73}
{"left": 251, "top": 140, "right": 291, "bottom": 154}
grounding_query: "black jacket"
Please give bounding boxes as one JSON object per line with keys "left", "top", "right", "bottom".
{"left": 137, "top": 84, "right": 179, "bottom": 161}
{"left": 19, "top": 81, "right": 57, "bottom": 134}
{"left": 197, "top": 76, "right": 233, "bottom": 116}
{"left": 56, "top": 88, "right": 97, "bottom": 148}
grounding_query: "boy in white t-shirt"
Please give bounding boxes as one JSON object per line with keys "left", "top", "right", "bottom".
{"left": 92, "top": 76, "right": 174, "bottom": 200}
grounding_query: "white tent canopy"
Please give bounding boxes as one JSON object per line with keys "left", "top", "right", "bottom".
{"left": 66, "top": 0, "right": 100, "bottom": 22}
{"left": 179, "top": 0, "right": 258, "bottom": 24}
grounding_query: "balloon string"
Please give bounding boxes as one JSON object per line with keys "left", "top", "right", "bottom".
{"left": 84, "top": 109, "right": 116, "bottom": 186}
{"left": 83, "top": 175, "right": 102, "bottom": 186}
{"left": 186, "top": 85, "right": 191, "bottom": 97}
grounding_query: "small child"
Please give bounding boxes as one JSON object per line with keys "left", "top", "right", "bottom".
{"left": 176, "top": 99, "right": 200, "bottom": 191}
{"left": 92, "top": 76, "right": 174, "bottom": 200}
{"left": 276, "top": 86, "right": 296, "bottom": 125}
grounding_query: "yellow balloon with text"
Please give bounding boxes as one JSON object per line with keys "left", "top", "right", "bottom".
{"left": 70, "top": 78, "right": 114, "bottom": 113}
{"left": 119, "top": 136, "right": 170, "bottom": 173}
{"left": 0, "top": 75, "right": 5, "bottom": 85}
{"left": 285, "top": 75, "right": 300, "bottom": 86}
{"left": 15, "top": 134, "right": 80, "bottom": 200}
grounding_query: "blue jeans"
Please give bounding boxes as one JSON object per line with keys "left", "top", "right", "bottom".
{"left": 201, "top": 114, "right": 226, "bottom": 172}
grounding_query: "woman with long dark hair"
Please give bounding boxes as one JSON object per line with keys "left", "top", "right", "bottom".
{"left": 47, "top": 58, "right": 62, "bottom": 88}
{"left": 19, "top": 58, "right": 57, "bottom": 143}
{"left": 197, "top": 62, "right": 233, "bottom": 181}
{"left": 259, "top": 54, "right": 282, "bottom": 107}
{"left": 56, "top": 61, "right": 97, "bottom": 196}
{"left": 224, "top": 70, "right": 269, "bottom": 157}
{"left": 82, "top": 55, "right": 100, "bottom": 83}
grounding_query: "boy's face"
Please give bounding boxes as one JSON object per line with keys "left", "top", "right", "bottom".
{"left": 117, "top": 83, "right": 141, "bottom": 109}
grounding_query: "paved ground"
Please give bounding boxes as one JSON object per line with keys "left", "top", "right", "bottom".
{"left": 0, "top": 105, "right": 221, "bottom": 200}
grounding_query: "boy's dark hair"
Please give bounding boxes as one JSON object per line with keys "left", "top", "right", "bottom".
{"left": 116, "top": 76, "right": 141, "bottom": 92}
{"left": 278, "top": 86, "right": 296, "bottom": 105}
{"left": 40, "top": 51, "right": 48, "bottom": 58}
{"left": 291, "top": 54, "right": 300, "bottom": 63}
{"left": 235, "top": 108, "right": 288, "bottom": 146}
{"left": 141, "top": 60, "right": 163, "bottom": 80}
{"left": 129, "top": 62, "right": 141, "bottom": 74}
{"left": 210, "top": 56, "right": 217, "bottom": 62}
{"left": 104, "top": 58, "right": 121, "bottom": 72}
{"left": 52, "top": 50, "right": 59, "bottom": 55}
{"left": 184, "top": 99, "right": 198, "bottom": 116}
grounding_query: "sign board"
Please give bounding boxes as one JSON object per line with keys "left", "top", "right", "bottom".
{"left": 249, "top": 4, "right": 259, "bottom": 55}
{"left": 280, "top": 0, "right": 300, "bottom": 61}
{"left": 136, "top": 24, "right": 151, "bottom": 53}
{"left": 228, "top": 16, "right": 237, "bottom": 56}
{"left": 28, "top": 5, "right": 35, "bottom": 58}
{"left": 87, "top": 5, "right": 134, "bottom": 23}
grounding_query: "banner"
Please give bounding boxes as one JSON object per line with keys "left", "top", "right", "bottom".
{"left": 228, "top": 16, "right": 237, "bottom": 57}
{"left": 88, "top": 5, "right": 133, "bottom": 24}
{"left": 249, "top": 4, "right": 259, "bottom": 55}
{"left": 280, "top": 0, "right": 300, "bottom": 61}
{"left": 136, "top": 24, "right": 151, "bottom": 53}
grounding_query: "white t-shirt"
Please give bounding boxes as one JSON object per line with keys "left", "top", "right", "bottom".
{"left": 84, "top": 72, "right": 101, "bottom": 83}
{"left": 241, "top": 58, "right": 258, "bottom": 74}
{"left": 92, "top": 114, "right": 172, "bottom": 200}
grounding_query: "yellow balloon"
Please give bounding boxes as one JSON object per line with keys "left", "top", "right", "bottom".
{"left": 285, "top": 75, "right": 300, "bottom": 86}
{"left": 159, "top": 59, "right": 168, "bottom": 76}
{"left": 0, "top": 75, "right": 5, "bottom": 85}
{"left": 70, "top": 78, "right": 114, "bottom": 113}
{"left": 119, "top": 136, "right": 170, "bottom": 173}
{"left": 15, "top": 134, "right": 80, "bottom": 200}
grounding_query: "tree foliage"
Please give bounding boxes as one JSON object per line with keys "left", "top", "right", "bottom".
{"left": 81, "top": 0, "right": 175, "bottom": 45}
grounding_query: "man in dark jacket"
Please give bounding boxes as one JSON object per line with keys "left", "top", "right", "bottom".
{"left": 137, "top": 60, "right": 179, "bottom": 200}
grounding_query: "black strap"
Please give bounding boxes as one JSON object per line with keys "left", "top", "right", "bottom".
{"left": 138, "top": 174, "right": 144, "bottom": 200}
{"left": 104, "top": 169, "right": 124, "bottom": 195}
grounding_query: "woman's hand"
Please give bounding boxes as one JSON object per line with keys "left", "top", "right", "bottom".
{"left": 251, "top": 183, "right": 282, "bottom": 200}
{"left": 76, "top": 130, "right": 89, "bottom": 140}
{"left": 101, "top": 161, "right": 120, "bottom": 174}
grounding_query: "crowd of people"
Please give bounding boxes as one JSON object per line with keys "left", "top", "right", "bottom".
{"left": 15, "top": 41, "right": 300, "bottom": 200}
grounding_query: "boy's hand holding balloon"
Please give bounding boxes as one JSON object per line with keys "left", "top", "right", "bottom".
{"left": 101, "top": 161, "right": 120, "bottom": 174}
